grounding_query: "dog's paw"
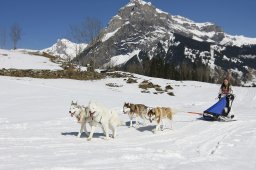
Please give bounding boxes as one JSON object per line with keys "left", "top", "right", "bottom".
{"left": 103, "top": 137, "right": 110, "bottom": 140}
{"left": 87, "top": 137, "right": 92, "bottom": 141}
{"left": 161, "top": 127, "right": 165, "bottom": 131}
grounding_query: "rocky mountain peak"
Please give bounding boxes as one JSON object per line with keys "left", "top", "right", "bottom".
{"left": 41, "top": 39, "right": 87, "bottom": 60}
{"left": 76, "top": 0, "right": 256, "bottom": 85}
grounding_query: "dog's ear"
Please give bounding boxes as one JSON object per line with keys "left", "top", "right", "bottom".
{"left": 148, "top": 107, "right": 153, "bottom": 112}
{"left": 151, "top": 108, "right": 156, "bottom": 114}
{"left": 148, "top": 109, "right": 152, "bottom": 116}
{"left": 71, "top": 101, "right": 76, "bottom": 105}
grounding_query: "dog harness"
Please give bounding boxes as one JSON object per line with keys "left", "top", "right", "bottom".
{"left": 89, "top": 111, "right": 103, "bottom": 124}
{"left": 89, "top": 111, "right": 95, "bottom": 120}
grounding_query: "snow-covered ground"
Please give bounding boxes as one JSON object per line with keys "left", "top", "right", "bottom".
{"left": 0, "top": 49, "right": 62, "bottom": 70}
{"left": 0, "top": 74, "right": 255, "bottom": 170}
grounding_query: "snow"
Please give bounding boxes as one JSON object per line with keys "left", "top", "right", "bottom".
{"left": 0, "top": 73, "right": 256, "bottom": 170}
{"left": 156, "top": 8, "right": 168, "bottom": 15}
{"left": 221, "top": 34, "right": 256, "bottom": 47}
{"left": 184, "top": 47, "right": 197, "bottom": 62}
{"left": 196, "top": 22, "right": 215, "bottom": 29}
{"left": 211, "top": 45, "right": 226, "bottom": 53}
{"left": 172, "top": 15, "right": 195, "bottom": 25}
{"left": 167, "top": 18, "right": 217, "bottom": 43}
{"left": 123, "top": 0, "right": 152, "bottom": 10}
{"left": 102, "top": 28, "right": 121, "bottom": 42}
{"left": 41, "top": 39, "right": 88, "bottom": 60}
{"left": 16, "top": 48, "right": 39, "bottom": 53}
{"left": 223, "top": 55, "right": 229, "bottom": 61}
{"left": 230, "top": 68, "right": 243, "bottom": 78}
{"left": 189, "top": 29, "right": 216, "bottom": 39}
{"left": 113, "top": 14, "right": 122, "bottom": 20}
{"left": 103, "top": 50, "right": 140, "bottom": 67}
{"left": 208, "top": 46, "right": 216, "bottom": 69}
{"left": 172, "top": 15, "right": 214, "bottom": 34}
{"left": 230, "top": 58, "right": 242, "bottom": 64}
{"left": 239, "top": 55, "right": 256, "bottom": 59}
{"left": 172, "top": 15, "right": 256, "bottom": 46}
{"left": 125, "top": 2, "right": 135, "bottom": 7}
{"left": 120, "top": 1, "right": 256, "bottom": 47}
{"left": 0, "top": 49, "right": 62, "bottom": 70}
{"left": 131, "top": 0, "right": 151, "bottom": 6}
{"left": 124, "top": 21, "right": 130, "bottom": 25}
{"left": 192, "top": 36, "right": 203, "bottom": 42}
{"left": 243, "top": 72, "right": 256, "bottom": 86}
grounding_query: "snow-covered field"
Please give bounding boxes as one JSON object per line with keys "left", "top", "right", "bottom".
{"left": 0, "top": 74, "right": 255, "bottom": 170}
{"left": 0, "top": 49, "right": 62, "bottom": 70}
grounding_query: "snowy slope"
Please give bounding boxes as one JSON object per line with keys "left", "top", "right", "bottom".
{"left": 0, "top": 49, "right": 62, "bottom": 70}
{"left": 41, "top": 39, "right": 87, "bottom": 60}
{"left": 0, "top": 74, "right": 255, "bottom": 170}
{"left": 103, "top": 50, "right": 141, "bottom": 67}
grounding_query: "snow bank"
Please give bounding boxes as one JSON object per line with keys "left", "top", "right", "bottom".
{"left": 0, "top": 49, "right": 62, "bottom": 70}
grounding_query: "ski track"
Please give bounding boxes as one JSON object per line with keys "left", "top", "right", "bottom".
{"left": 0, "top": 76, "right": 255, "bottom": 170}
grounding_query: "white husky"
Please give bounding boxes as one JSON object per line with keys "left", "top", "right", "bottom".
{"left": 69, "top": 101, "right": 93, "bottom": 137}
{"left": 87, "top": 101, "right": 122, "bottom": 141}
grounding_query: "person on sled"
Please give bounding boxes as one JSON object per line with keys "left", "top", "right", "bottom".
{"left": 218, "top": 78, "right": 235, "bottom": 118}
{"left": 218, "top": 78, "right": 233, "bottom": 99}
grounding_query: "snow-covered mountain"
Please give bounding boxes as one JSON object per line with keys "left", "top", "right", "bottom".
{"left": 42, "top": 39, "right": 87, "bottom": 61}
{"left": 75, "top": 0, "right": 256, "bottom": 85}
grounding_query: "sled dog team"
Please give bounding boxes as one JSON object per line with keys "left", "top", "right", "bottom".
{"left": 69, "top": 101, "right": 175, "bottom": 140}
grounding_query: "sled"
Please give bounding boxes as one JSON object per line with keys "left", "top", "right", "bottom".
{"left": 189, "top": 94, "right": 235, "bottom": 122}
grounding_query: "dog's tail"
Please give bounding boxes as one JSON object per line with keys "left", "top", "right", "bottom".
{"left": 171, "top": 108, "right": 179, "bottom": 114}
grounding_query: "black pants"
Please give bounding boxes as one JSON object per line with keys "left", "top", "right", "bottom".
{"left": 221, "top": 94, "right": 234, "bottom": 117}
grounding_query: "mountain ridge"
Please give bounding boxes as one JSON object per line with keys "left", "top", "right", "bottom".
{"left": 75, "top": 0, "right": 256, "bottom": 85}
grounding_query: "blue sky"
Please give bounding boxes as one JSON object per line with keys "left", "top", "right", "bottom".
{"left": 0, "top": 0, "right": 255, "bottom": 50}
